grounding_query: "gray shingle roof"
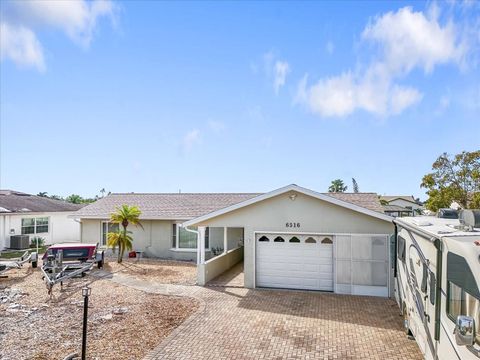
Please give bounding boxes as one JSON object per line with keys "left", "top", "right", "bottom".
{"left": 380, "top": 195, "right": 416, "bottom": 203}
{"left": 325, "top": 192, "right": 385, "bottom": 213}
{"left": 74, "top": 191, "right": 385, "bottom": 220}
{"left": 0, "top": 190, "right": 85, "bottom": 213}
{"left": 383, "top": 204, "right": 414, "bottom": 212}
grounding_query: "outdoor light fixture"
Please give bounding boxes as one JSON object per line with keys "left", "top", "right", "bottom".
{"left": 81, "top": 286, "right": 91, "bottom": 360}
{"left": 289, "top": 194, "right": 297, "bottom": 201}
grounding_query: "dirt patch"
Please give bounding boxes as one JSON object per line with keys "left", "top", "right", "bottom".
{"left": 0, "top": 265, "right": 199, "bottom": 360}
{"left": 104, "top": 258, "right": 197, "bottom": 285}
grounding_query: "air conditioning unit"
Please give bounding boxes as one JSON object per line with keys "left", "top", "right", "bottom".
{"left": 459, "top": 210, "right": 480, "bottom": 229}
{"left": 10, "top": 235, "right": 30, "bottom": 250}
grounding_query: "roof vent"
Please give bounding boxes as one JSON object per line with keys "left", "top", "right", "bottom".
{"left": 437, "top": 208, "right": 459, "bottom": 219}
{"left": 459, "top": 210, "right": 480, "bottom": 230}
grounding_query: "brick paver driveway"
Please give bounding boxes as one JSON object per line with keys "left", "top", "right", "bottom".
{"left": 145, "top": 286, "right": 422, "bottom": 360}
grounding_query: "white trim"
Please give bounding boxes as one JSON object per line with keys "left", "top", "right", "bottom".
{"left": 183, "top": 184, "right": 392, "bottom": 227}
{"left": 169, "top": 248, "right": 211, "bottom": 253}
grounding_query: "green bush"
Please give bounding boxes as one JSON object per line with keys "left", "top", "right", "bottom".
{"left": 30, "top": 236, "right": 45, "bottom": 248}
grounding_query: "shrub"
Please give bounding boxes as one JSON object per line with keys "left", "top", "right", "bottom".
{"left": 30, "top": 236, "right": 45, "bottom": 248}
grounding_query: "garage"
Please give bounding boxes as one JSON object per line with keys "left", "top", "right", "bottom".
{"left": 255, "top": 233, "right": 333, "bottom": 291}
{"left": 184, "top": 184, "right": 395, "bottom": 297}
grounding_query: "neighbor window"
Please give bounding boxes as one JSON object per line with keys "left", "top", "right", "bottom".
{"left": 172, "top": 224, "right": 177, "bottom": 247}
{"left": 21, "top": 217, "right": 49, "bottom": 235}
{"left": 102, "top": 222, "right": 119, "bottom": 246}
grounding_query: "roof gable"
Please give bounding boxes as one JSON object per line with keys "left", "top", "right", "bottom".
{"left": 183, "top": 184, "right": 392, "bottom": 226}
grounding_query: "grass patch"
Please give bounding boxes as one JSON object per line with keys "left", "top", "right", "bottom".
{"left": 0, "top": 246, "right": 47, "bottom": 259}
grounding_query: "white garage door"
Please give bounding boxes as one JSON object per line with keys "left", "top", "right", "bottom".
{"left": 256, "top": 233, "right": 333, "bottom": 291}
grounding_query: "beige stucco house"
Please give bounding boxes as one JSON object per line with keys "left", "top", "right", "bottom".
{"left": 74, "top": 184, "right": 395, "bottom": 297}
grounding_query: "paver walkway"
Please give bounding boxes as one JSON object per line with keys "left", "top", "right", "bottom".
{"left": 97, "top": 270, "right": 422, "bottom": 360}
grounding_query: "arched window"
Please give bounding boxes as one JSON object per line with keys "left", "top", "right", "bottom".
{"left": 321, "top": 237, "right": 333, "bottom": 244}
{"left": 305, "top": 237, "right": 316, "bottom": 243}
{"left": 273, "top": 236, "right": 285, "bottom": 242}
{"left": 258, "top": 236, "right": 269, "bottom": 242}
{"left": 289, "top": 236, "right": 300, "bottom": 243}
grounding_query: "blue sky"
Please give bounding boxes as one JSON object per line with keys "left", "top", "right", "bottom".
{"left": 1, "top": 1, "right": 479, "bottom": 199}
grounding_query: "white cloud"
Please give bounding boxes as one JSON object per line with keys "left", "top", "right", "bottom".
{"left": 0, "top": 0, "right": 117, "bottom": 71}
{"left": 259, "top": 51, "right": 290, "bottom": 94}
{"left": 0, "top": 22, "right": 45, "bottom": 71}
{"left": 273, "top": 61, "right": 290, "bottom": 94}
{"left": 362, "top": 6, "right": 466, "bottom": 74}
{"left": 296, "top": 5, "right": 471, "bottom": 118}
{"left": 181, "top": 129, "right": 201, "bottom": 153}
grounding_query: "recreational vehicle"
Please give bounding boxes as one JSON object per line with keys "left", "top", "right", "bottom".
{"left": 394, "top": 210, "right": 480, "bottom": 359}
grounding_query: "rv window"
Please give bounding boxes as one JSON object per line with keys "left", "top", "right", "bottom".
{"left": 447, "top": 281, "right": 480, "bottom": 345}
{"left": 397, "top": 236, "right": 406, "bottom": 263}
{"left": 429, "top": 271, "right": 435, "bottom": 306}
{"left": 421, "top": 263, "right": 428, "bottom": 293}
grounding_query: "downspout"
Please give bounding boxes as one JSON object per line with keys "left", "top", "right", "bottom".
{"left": 183, "top": 225, "right": 200, "bottom": 264}
{"left": 393, "top": 223, "right": 398, "bottom": 278}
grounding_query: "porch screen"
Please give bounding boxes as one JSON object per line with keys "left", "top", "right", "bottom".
{"left": 336, "top": 235, "right": 389, "bottom": 293}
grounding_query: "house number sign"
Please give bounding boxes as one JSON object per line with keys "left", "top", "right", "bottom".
{"left": 286, "top": 222, "right": 300, "bottom": 228}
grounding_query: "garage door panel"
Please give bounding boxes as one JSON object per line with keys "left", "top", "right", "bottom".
{"left": 256, "top": 233, "right": 333, "bottom": 291}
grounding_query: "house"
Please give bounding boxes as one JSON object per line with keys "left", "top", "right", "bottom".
{"left": 380, "top": 195, "right": 423, "bottom": 214}
{"left": 0, "top": 190, "right": 84, "bottom": 250}
{"left": 74, "top": 184, "right": 395, "bottom": 297}
{"left": 382, "top": 204, "right": 414, "bottom": 218}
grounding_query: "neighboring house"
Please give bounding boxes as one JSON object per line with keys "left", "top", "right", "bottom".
{"left": 74, "top": 184, "right": 395, "bottom": 297}
{"left": 381, "top": 195, "right": 423, "bottom": 214}
{"left": 0, "top": 190, "right": 84, "bottom": 250}
{"left": 383, "top": 204, "right": 414, "bottom": 218}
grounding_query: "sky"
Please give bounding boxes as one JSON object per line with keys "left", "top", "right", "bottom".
{"left": 0, "top": 0, "right": 479, "bottom": 200}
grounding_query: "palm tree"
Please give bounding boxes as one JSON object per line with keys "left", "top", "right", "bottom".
{"left": 37, "top": 192, "right": 48, "bottom": 197}
{"left": 328, "top": 179, "right": 348, "bottom": 193}
{"left": 108, "top": 205, "right": 143, "bottom": 263}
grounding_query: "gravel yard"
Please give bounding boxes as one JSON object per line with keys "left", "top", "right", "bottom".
{"left": 0, "top": 259, "right": 199, "bottom": 360}
{"left": 104, "top": 257, "right": 197, "bottom": 285}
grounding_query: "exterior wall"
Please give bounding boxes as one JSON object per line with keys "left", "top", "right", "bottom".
{"left": 196, "top": 191, "right": 394, "bottom": 289}
{"left": 79, "top": 218, "right": 197, "bottom": 261}
{"left": 0, "top": 212, "right": 81, "bottom": 249}
{"left": 388, "top": 199, "right": 422, "bottom": 211}
{"left": 198, "top": 247, "right": 243, "bottom": 285}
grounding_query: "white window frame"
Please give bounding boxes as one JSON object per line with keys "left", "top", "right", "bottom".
{"left": 101, "top": 221, "right": 119, "bottom": 246}
{"left": 21, "top": 217, "right": 50, "bottom": 235}
{"left": 171, "top": 222, "right": 210, "bottom": 252}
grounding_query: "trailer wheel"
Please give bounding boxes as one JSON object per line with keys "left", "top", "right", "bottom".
{"left": 97, "top": 252, "right": 104, "bottom": 269}
{"left": 32, "top": 261, "right": 38, "bottom": 268}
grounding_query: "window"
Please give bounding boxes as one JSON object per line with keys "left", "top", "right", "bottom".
{"left": 289, "top": 236, "right": 300, "bottom": 243}
{"left": 102, "top": 222, "right": 119, "bottom": 246}
{"left": 321, "top": 237, "right": 333, "bottom": 244}
{"left": 447, "top": 282, "right": 480, "bottom": 345}
{"left": 305, "top": 237, "right": 316, "bottom": 243}
{"left": 21, "top": 217, "right": 49, "bottom": 235}
{"left": 172, "top": 224, "right": 177, "bottom": 247}
{"left": 397, "top": 235, "right": 406, "bottom": 263}
{"left": 273, "top": 236, "right": 285, "bottom": 242}
{"left": 258, "top": 236, "right": 269, "bottom": 242}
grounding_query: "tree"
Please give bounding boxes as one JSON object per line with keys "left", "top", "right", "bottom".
{"left": 37, "top": 192, "right": 48, "bottom": 197}
{"left": 65, "top": 194, "right": 83, "bottom": 204}
{"left": 328, "top": 179, "right": 348, "bottom": 193}
{"left": 352, "top": 178, "right": 359, "bottom": 193}
{"left": 421, "top": 150, "right": 480, "bottom": 211}
{"left": 108, "top": 205, "right": 143, "bottom": 263}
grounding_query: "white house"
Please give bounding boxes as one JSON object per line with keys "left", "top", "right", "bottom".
{"left": 381, "top": 195, "right": 423, "bottom": 213}
{"left": 74, "top": 184, "right": 395, "bottom": 297}
{"left": 0, "top": 190, "right": 84, "bottom": 250}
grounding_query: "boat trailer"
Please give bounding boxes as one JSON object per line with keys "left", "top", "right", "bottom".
{"left": 0, "top": 251, "right": 38, "bottom": 276}
{"left": 41, "top": 243, "right": 105, "bottom": 294}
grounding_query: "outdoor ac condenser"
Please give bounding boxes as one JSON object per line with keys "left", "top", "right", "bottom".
{"left": 10, "top": 235, "right": 30, "bottom": 249}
